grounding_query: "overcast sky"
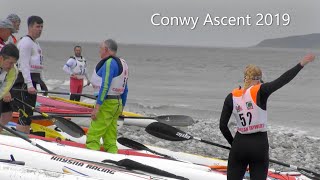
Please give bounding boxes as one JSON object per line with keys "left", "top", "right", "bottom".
{"left": 1, "top": 0, "right": 319, "bottom": 47}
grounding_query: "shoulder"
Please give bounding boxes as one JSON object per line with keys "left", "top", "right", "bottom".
{"left": 231, "top": 87, "right": 243, "bottom": 97}
{"left": 7, "top": 65, "right": 18, "bottom": 78}
{"left": 18, "top": 37, "right": 33, "bottom": 48}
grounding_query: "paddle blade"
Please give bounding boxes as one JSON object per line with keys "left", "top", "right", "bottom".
{"left": 145, "top": 122, "right": 193, "bottom": 141}
{"left": 155, "top": 115, "right": 195, "bottom": 127}
{"left": 49, "top": 116, "right": 85, "bottom": 138}
{"left": 117, "top": 137, "right": 148, "bottom": 151}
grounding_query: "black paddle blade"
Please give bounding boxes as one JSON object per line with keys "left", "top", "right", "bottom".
{"left": 49, "top": 116, "right": 85, "bottom": 138}
{"left": 117, "top": 137, "right": 148, "bottom": 151}
{"left": 155, "top": 115, "right": 195, "bottom": 127}
{"left": 145, "top": 122, "right": 193, "bottom": 141}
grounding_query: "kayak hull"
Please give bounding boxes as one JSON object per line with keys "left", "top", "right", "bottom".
{"left": 0, "top": 162, "right": 102, "bottom": 180}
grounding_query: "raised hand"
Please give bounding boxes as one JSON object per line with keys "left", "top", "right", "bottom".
{"left": 300, "top": 53, "right": 316, "bottom": 66}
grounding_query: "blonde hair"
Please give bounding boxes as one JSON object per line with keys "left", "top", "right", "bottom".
{"left": 243, "top": 64, "right": 262, "bottom": 89}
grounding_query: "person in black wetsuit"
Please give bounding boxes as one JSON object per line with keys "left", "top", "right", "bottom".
{"left": 219, "top": 53, "right": 316, "bottom": 180}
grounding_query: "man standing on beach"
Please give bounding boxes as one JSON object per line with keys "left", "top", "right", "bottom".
{"left": 86, "top": 39, "right": 129, "bottom": 153}
{"left": 11, "top": 16, "right": 46, "bottom": 134}
{"left": 6, "top": 14, "right": 21, "bottom": 45}
{"left": 63, "top": 45, "right": 90, "bottom": 101}
{"left": 0, "top": 19, "right": 19, "bottom": 132}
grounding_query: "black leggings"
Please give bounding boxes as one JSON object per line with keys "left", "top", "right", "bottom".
{"left": 227, "top": 131, "right": 269, "bottom": 180}
{"left": 11, "top": 72, "right": 48, "bottom": 126}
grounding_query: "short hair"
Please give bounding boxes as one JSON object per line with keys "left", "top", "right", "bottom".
{"left": 104, "top": 39, "right": 118, "bottom": 53}
{"left": 74, "top": 45, "right": 81, "bottom": 50}
{"left": 27, "top": 16, "right": 43, "bottom": 27}
{"left": 0, "top": 43, "right": 19, "bottom": 60}
{"left": 7, "top": 14, "right": 21, "bottom": 23}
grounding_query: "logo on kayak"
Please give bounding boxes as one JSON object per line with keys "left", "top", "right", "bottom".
{"left": 176, "top": 132, "right": 191, "bottom": 139}
{"left": 246, "top": 101, "right": 253, "bottom": 110}
{"left": 51, "top": 156, "right": 115, "bottom": 174}
{"left": 235, "top": 104, "right": 242, "bottom": 112}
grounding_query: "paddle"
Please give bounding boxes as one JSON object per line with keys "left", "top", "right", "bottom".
{"left": 117, "top": 137, "right": 177, "bottom": 160}
{"left": 145, "top": 122, "right": 320, "bottom": 179}
{"left": 47, "top": 113, "right": 195, "bottom": 127}
{"left": 13, "top": 98, "right": 85, "bottom": 138}
{"left": 12, "top": 88, "right": 96, "bottom": 99}
{"left": 0, "top": 123, "right": 56, "bottom": 154}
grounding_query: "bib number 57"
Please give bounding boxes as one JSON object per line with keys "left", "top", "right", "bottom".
{"left": 239, "top": 112, "right": 252, "bottom": 126}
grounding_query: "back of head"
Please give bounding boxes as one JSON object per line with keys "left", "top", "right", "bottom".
{"left": 0, "top": 19, "right": 16, "bottom": 33}
{"left": 0, "top": 43, "right": 19, "bottom": 60}
{"left": 27, "top": 16, "right": 43, "bottom": 27}
{"left": 105, "top": 39, "right": 118, "bottom": 54}
{"left": 7, "top": 14, "right": 21, "bottom": 23}
{"left": 243, "top": 64, "right": 262, "bottom": 89}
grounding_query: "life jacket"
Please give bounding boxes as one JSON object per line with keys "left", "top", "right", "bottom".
{"left": 90, "top": 56, "right": 128, "bottom": 95}
{"left": 0, "top": 68, "right": 7, "bottom": 87}
{"left": 7, "top": 35, "right": 17, "bottom": 44}
{"left": 231, "top": 84, "right": 268, "bottom": 134}
{"left": 17, "top": 35, "right": 43, "bottom": 73}
{"left": 70, "top": 56, "right": 86, "bottom": 79}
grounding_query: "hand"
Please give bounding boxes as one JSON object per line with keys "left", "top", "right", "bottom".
{"left": 91, "top": 104, "right": 100, "bottom": 120}
{"left": 300, "top": 53, "right": 316, "bottom": 66}
{"left": 71, "top": 74, "right": 78, "bottom": 79}
{"left": 3, "top": 92, "right": 12, "bottom": 102}
{"left": 27, "top": 87, "right": 37, "bottom": 94}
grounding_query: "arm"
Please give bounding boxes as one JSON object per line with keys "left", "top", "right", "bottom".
{"left": 219, "top": 93, "right": 234, "bottom": 145}
{"left": 259, "top": 54, "right": 316, "bottom": 100}
{"left": 121, "top": 83, "right": 128, "bottom": 107}
{"left": 84, "top": 65, "right": 91, "bottom": 85}
{"left": 62, "top": 58, "right": 76, "bottom": 75}
{"left": 18, "top": 40, "right": 33, "bottom": 88}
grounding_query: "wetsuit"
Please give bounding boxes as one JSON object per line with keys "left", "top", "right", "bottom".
{"left": 219, "top": 63, "right": 304, "bottom": 180}
{"left": 86, "top": 56, "right": 128, "bottom": 153}
{"left": 11, "top": 35, "right": 47, "bottom": 126}
{"left": 62, "top": 56, "right": 88, "bottom": 101}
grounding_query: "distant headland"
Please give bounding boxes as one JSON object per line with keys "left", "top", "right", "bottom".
{"left": 255, "top": 33, "right": 320, "bottom": 48}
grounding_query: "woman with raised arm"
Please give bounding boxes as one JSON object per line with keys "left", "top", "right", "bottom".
{"left": 219, "top": 53, "right": 316, "bottom": 180}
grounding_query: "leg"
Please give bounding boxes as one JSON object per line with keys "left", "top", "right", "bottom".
{"left": 15, "top": 84, "right": 36, "bottom": 134}
{"left": 227, "top": 147, "right": 248, "bottom": 180}
{"left": 40, "top": 80, "right": 48, "bottom": 96}
{"left": 86, "top": 100, "right": 113, "bottom": 151}
{"left": 75, "top": 79, "right": 84, "bottom": 101}
{"left": 248, "top": 134, "right": 269, "bottom": 180}
{"left": 0, "top": 107, "right": 13, "bottom": 132}
{"left": 102, "top": 99, "right": 122, "bottom": 153}
{"left": 69, "top": 77, "right": 77, "bottom": 101}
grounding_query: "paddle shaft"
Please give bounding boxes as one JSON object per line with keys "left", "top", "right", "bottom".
{"left": 0, "top": 123, "right": 56, "bottom": 154}
{"left": 12, "top": 89, "right": 96, "bottom": 99}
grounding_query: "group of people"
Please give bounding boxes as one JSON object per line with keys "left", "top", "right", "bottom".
{"left": 0, "top": 13, "right": 317, "bottom": 180}
{"left": 0, "top": 14, "right": 129, "bottom": 155}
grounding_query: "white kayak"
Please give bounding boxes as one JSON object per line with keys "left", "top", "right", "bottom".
{"left": 0, "top": 134, "right": 228, "bottom": 180}
{"left": 0, "top": 162, "right": 103, "bottom": 180}
{"left": 0, "top": 142, "right": 181, "bottom": 180}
